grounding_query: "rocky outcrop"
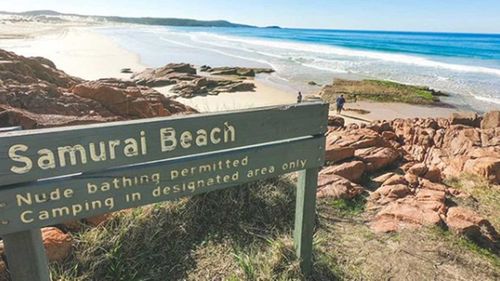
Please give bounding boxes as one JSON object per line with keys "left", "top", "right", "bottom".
{"left": 481, "top": 110, "right": 500, "bottom": 129}
{"left": 450, "top": 112, "right": 481, "bottom": 127}
{"left": 71, "top": 78, "right": 195, "bottom": 119}
{"left": 0, "top": 49, "right": 196, "bottom": 129}
{"left": 446, "top": 207, "right": 498, "bottom": 246}
{"left": 171, "top": 77, "right": 255, "bottom": 98}
{"left": 318, "top": 112, "right": 499, "bottom": 242}
{"left": 317, "top": 174, "right": 364, "bottom": 200}
{"left": 201, "top": 66, "right": 274, "bottom": 77}
{"left": 132, "top": 64, "right": 259, "bottom": 98}
{"left": 389, "top": 114, "right": 500, "bottom": 184}
{"left": 320, "top": 161, "right": 366, "bottom": 182}
{"left": 328, "top": 115, "right": 345, "bottom": 127}
{"left": 0, "top": 49, "right": 81, "bottom": 88}
{"left": 132, "top": 63, "right": 197, "bottom": 87}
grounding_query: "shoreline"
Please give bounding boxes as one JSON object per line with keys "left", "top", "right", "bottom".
{"left": 0, "top": 23, "right": 465, "bottom": 122}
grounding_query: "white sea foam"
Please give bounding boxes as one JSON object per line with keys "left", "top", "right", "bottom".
{"left": 195, "top": 32, "right": 500, "bottom": 77}
{"left": 158, "top": 36, "right": 276, "bottom": 69}
{"left": 473, "top": 94, "right": 500, "bottom": 105}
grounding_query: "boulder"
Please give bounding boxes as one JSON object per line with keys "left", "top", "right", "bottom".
{"left": 463, "top": 157, "right": 500, "bottom": 184}
{"left": 407, "top": 163, "right": 428, "bottom": 177}
{"left": 369, "top": 184, "right": 412, "bottom": 205}
{"left": 381, "top": 131, "right": 397, "bottom": 141}
{"left": 480, "top": 111, "right": 500, "bottom": 129}
{"left": 370, "top": 184, "right": 446, "bottom": 233}
{"left": 355, "top": 147, "right": 400, "bottom": 172}
{"left": 332, "top": 128, "right": 388, "bottom": 149}
{"left": 206, "top": 66, "right": 274, "bottom": 77}
{"left": 422, "top": 166, "right": 442, "bottom": 183}
{"left": 71, "top": 79, "right": 195, "bottom": 119}
{"left": 372, "top": 172, "right": 396, "bottom": 184}
{"left": 446, "top": 207, "right": 498, "bottom": 244}
{"left": 132, "top": 63, "right": 197, "bottom": 86}
{"left": 382, "top": 174, "right": 408, "bottom": 186}
{"left": 325, "top": 145, "right": 355, "bottom": 163}
{"left": 42, "top": 227, "right": 73, "bottom": 262}
{"left": 450, "top": 112, "right": 481, "bottom": 127}
{"left": 404, "top": 173, "right": 420, "bottom": 188}
{"left": 317, "top": 174, "right": 364, "bottom": 199}
{"left": 328, "top": 115, "right": 345, "bottom": 127}
{"left": 370, "top": 197, "right": 444, "bottom": 233}
{"left": 320, "top": 161, "right": 366, "bottom": 182}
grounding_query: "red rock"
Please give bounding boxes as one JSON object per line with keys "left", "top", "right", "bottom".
{"left": 415, "top": 189, "right": 446, "bottom": 213}
{"left": 370, "top": 198, "right": 443, "bottom": 233}
{"left": 320, "top": 161, "right": 366, "bottom": 182}
{"left": 325, "top": 145, "right": 355, "bottom": 163}
{"left": 446, "top": 188, "right": 469, "bottom": 198}
{"left": 404, "top": 173, "right": 420, "bottom": 188}
{"left": 372, "top": 172, "right": 396, "bottom": 184}
{"left": 381, "top": 131, "right": 397, "bottom": 141}
{"left": 42, "top": 227, "right": 73, "bottom": 262}
{"left": 480, "top": 110, "right": 500, "bottom": 129}
{"left": 0, "top": 49, "right": 196, "bottom": 129}
{"left": 446, "top": 207, "right": 498, "bottom": 243}
{"left": 317, "top": 174, "right": 364, "bottom": 199}
{"left": 407, "top": 163, "right": 428, "bottom": 177}
{"left": 422, "top": 166, "right": 442, "bottom": 183}
{"left": 400, "top": 161, "right": 418, "bottom": 172}
{"left": 369, "top": 184, "right": 412, "bottom": 205}
{"left": 480, "top": 130, "right": 500, "bottom": 148}
{"left": 328, "top": 115, "right": 345, "bottom": 127}
{"left": 463, "top": 157, "right": 500, "bottom": 184}
{"left": 449, "top": 112, "right": 480, "bottom": 127}
{"left": 419, "top": 179, "right": 447, "bottom": 192}
{"left": 355, "top": 147, "right": 400, "bottom": 172}
{"left": 382, "top": 174, "right": 408, "bottom": 186}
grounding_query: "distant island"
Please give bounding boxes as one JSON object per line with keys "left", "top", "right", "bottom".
{"left": 0, "top": 10, "right": 257, "bottom": 28}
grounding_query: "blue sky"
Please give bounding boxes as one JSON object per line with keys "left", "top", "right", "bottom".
{"left": 3, "top": 0, "right": 500, "bottom": 33}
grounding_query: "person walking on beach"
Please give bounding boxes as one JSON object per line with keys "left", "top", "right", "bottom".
{"left": 297, "top": 91, "right": 303, "bottom": 103}
{"left": 336, "top": 94, "right": 346, "bottom": 114}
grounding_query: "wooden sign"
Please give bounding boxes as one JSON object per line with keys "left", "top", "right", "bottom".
{"left": 0, "top": 103, "right": 328, "bottom": 280}
{"left": 0, "top": 104, "right": 327, "bottom": 186}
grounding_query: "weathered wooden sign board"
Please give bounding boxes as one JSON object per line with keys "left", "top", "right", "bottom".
{"left": 0, "top": 102, "right": 328, "bottom": 281}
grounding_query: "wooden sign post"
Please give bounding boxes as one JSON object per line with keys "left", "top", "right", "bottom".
{"left": 0, "top": 103, "right": 328, "bottom": 280}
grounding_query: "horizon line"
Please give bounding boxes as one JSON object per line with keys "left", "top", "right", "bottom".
{"left": 2, "top": 9, "right": 500, "bottom": 35}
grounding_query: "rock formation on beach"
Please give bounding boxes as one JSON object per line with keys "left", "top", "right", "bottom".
{"left": 132, "top": 64, "right": 275, "bottom": 98}
{"left": 200, "top": 65, "right": 274, "bottom": 77}
{"left": 0, "top": 49, "right": 196, "bottom": 129}
{"left": 319, "top": 110, "right": 499, "bottom": 249}
{"left": 320, "top": 78, "right": 449, "bottom": 105}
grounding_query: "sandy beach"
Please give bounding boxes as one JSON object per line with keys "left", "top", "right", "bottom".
{"left": 0, "top": 24, "right": 146, "bottom": 80}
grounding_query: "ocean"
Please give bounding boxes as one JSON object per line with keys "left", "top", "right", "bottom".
{"left": 97, "top": 26, "right": 500, "bottom": 112}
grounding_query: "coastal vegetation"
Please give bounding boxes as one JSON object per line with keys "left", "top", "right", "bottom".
{"left": 47, "top": 176, "right": 499, "bottom": 281}
{"left": 319, "top": 78, "right": 449, "bottom": 105}
{"left": 0, "top": 10, "right": 255, "bottom": 28}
